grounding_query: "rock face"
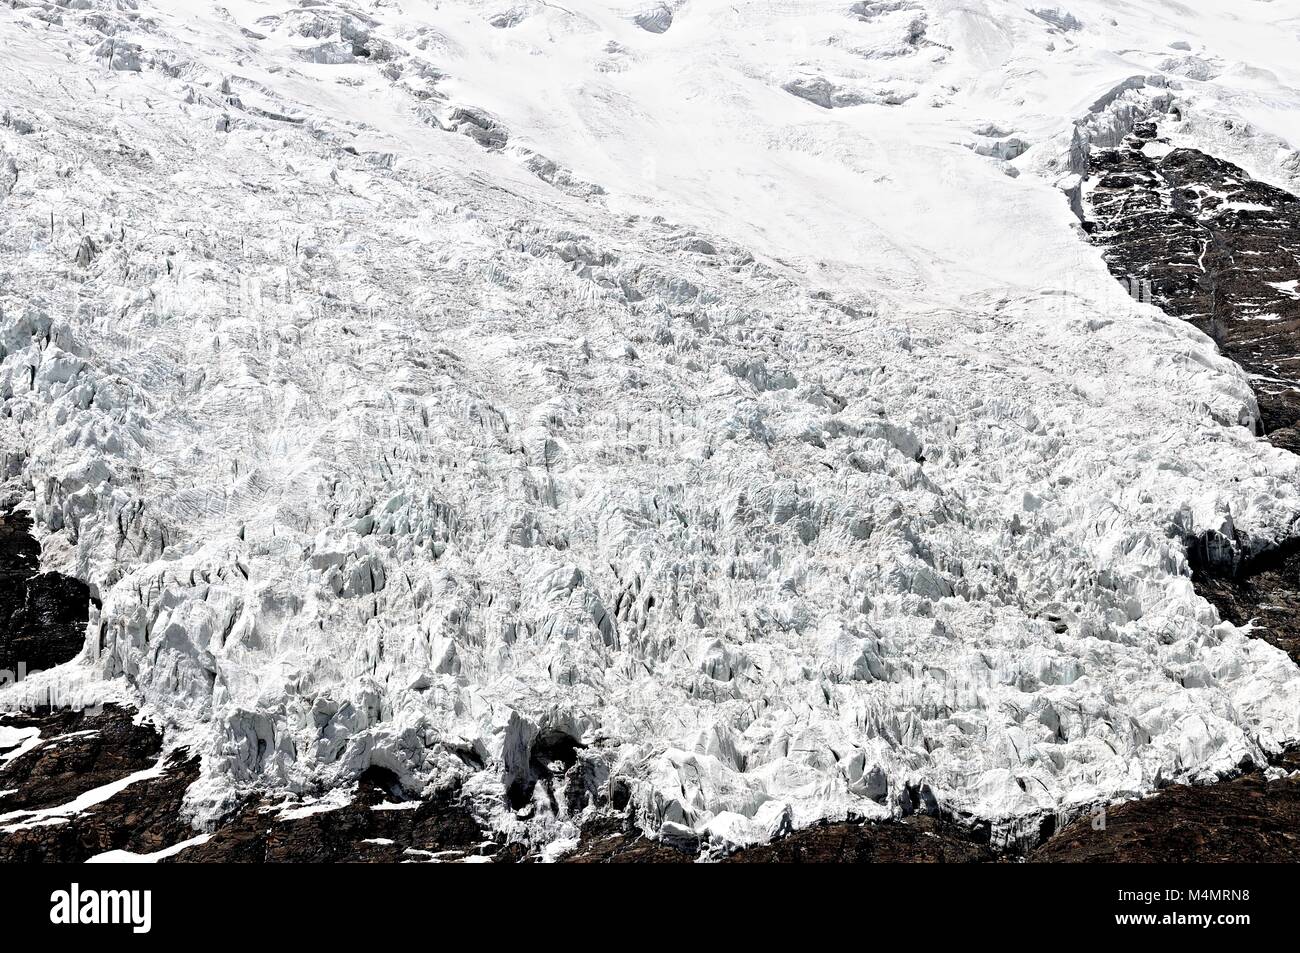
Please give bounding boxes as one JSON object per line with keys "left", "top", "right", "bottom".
{"left": 631, "top": 3, "right": 673, "bottom": 34}
{"left": 0, "top": 705, "right": 492, "bottom": 863}
{"left": 1084, "top": 129, "right": 1300, "bottom": 665}
{"left": 0, "top": 509, "right": 88, "bottom": 678}
{"left": 721, "top": 816, "right": 995, "bottom": 863}
{"left": 1029, "top": 750, "right": 1300, "bottom": 863}
{"left": 559, "top": 812, "right": 996, "bottom": 863}
{"left": 167, "top": 769, "right": 489, "bottom": 864}
{"left": 0, "top": 705, "right": 186, "bottom": 863}
{"left": 1191, "top": 543, "right": 1300, "bottom": 666}
{"left": 1086, "top": 126, "right": 1300, "bottom": 451}
{"left": 782, "top": 77, "right": 867, "bottom": 109}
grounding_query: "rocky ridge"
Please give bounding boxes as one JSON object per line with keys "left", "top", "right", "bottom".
{"left": 0, "top": 509, "right": 89, "bottom": 680}
{"left": 1084, "top": 125, "right": 1300, "bottom": 667}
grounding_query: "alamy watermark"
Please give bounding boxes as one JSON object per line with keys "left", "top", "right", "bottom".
{"left": 49, "top": 883, "right": 151, "bottom": 934}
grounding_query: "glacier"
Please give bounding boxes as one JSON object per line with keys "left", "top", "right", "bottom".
{"left": 2, "top": 0, "right": 1300, "bottom": 853}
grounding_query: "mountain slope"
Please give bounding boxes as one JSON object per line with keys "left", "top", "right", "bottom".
{"left": 3, "top": 0, "right": 1300, "bottom": 852}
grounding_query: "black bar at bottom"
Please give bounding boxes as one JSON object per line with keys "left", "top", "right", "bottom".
{"left": 0, "top": 862, "right": 1276, "bottom": 941}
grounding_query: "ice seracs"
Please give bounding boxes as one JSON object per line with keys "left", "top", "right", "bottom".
{"left": 1, "top": 0, "right": 1300, "bottom": 853}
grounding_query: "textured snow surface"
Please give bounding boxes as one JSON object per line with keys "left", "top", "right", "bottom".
{"left": 3, "top": 0, "right": 1300, "bottom": 848}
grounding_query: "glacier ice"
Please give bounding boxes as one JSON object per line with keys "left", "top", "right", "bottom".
{"left": 2, "top": 0, "right": 1300, "bottom": 851}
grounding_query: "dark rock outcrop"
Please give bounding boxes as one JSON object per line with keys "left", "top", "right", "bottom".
{"left": 0, "top": 705, "right": 491, "bottom": 863}
{"left": 558, "top": 811, "right": 995, "bottom": 863}
{"left": 559, "top": 815, "right": 696, "bottom": 863}
{"left": 1188, "top": 538, "right": 1300, "bottom": 665}
{"left": 1085, "top": 129, "right": 1300, "bottom": 666}
{"left": 1029, "top": 750, "right": 1300, "bottom": 863}
{"left": 0, "top": 509, "right": 89, "bottom": 678}
{"left": 1086, "top": 127, "right": 1300, "bottom": 451}
{"left": 0, "top": 705, "right": 191, "bottom": 864}
{"left": 720, "top": 815, "right": 996, "bottom": 863}
{"left": 0, "top": 704, "right": 163, "bottom": 814}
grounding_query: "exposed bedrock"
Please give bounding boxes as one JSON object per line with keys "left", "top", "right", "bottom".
{"left": 0, "top": 509, "right": 90, "bottom": 677}
{"left": 0, "top": 705, "right": 492, "bottom": 863}
{"left": 1084, "top": 128, "right": 1300, "bottom": 664}
{"left": 1189, "top": 536, "right": 1300, "bottom": 667}
{"left": 562, "top": 812, "right": 996, "bottom": 863}
{"left": 1086, "top": 127, "right": 1300, "bottom": 451}
{"left": 0, "top": 704, "right": 185, "bottom": 863}
{"left": 1029, "top": 748, "right": 1300, "bottom": 863}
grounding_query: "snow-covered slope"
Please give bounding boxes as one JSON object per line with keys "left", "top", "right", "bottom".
{"left": 3, "top": 0, "right": 1300, "bottom": 850}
